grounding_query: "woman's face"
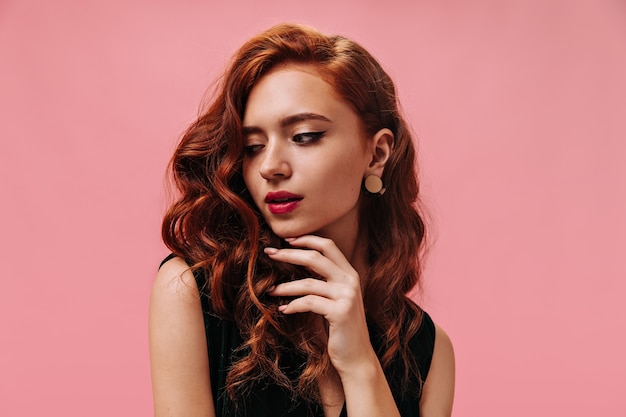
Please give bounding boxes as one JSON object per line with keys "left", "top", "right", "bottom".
{"left": 242, "top": 65, "right": 374, "bottom": 241}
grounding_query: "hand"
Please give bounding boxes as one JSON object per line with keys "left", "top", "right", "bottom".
{"left": 264, "top": 235, "right": 376, "bottom": 375}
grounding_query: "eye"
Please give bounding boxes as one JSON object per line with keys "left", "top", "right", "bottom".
{"left": 243, "top": 144, "right": 264, "bottom": 155}
{"left": 292, "top": 131, "right": 326, "bottom": 144}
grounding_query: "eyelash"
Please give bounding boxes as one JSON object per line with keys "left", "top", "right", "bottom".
{"left": 243, "top": 131, "right": 326, "bottom": 155}
{"left": 243, "top": 144, "right": 264, "bottom": 155}
{"left": 292, "top": 131, "right": 326, "bottom": 144}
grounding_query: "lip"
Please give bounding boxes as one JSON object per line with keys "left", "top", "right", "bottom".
{"left": 265, "top": 191, "right": 303, "bottom": 214}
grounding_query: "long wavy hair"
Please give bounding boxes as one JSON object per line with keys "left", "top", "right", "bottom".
{"left": 162, "top": 23, "right": 427, "bottom": 404}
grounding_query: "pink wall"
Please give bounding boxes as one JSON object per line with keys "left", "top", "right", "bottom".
{"left": 1, "top": 0, "right": 624, "bottom": 415}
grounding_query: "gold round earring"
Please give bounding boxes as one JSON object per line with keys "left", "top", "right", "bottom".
{"left": 363, "top": 175, "right": 387, "bottom": 196}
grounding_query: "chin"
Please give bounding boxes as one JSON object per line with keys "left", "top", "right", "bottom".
{"left": 267, "top": 222, "right": 316, "bottom": 239}
{"left": 270, "top": 228, "right": 304, "bottom": 239}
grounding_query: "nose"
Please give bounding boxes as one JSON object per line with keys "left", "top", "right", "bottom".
{"left": 259, "top": 140, "right": 292, "bottom": 180}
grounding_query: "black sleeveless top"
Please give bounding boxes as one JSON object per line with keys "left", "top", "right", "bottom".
{"left": 161, "top": 255, "right": 435, "bottom": 416}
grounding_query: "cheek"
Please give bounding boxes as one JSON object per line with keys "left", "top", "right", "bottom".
{"left": 241, "top": 162, "right": 258, "bottom": 197}
{"left": 318, "top": 159, "right": 364, "bottom": 196}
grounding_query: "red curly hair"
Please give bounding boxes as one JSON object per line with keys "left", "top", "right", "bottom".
{"left": 162, "top": 23, "right": 427, "bottom": 403}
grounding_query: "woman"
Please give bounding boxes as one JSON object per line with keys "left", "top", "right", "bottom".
{"left": 150, "top": 23, "right": 455, "bottom": 417}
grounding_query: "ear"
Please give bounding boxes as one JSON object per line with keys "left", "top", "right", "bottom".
{"left": 365, "top": 128, "right": 394, "bottom": 176}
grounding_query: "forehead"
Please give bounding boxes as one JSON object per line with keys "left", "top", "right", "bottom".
{"left": 242, "top": 65, "right": 353, "bottom": 125}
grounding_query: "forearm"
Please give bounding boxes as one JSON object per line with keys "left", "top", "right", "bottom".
{"left": 340, "top": 353, "right": 401, "bottom": 417}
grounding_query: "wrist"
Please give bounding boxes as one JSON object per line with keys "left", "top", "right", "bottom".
{"left": 335, "top": 349, "right": 382, "bottom": 383}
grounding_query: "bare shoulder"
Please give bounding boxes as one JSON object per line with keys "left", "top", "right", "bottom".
{"left": 150, "top": 256, "right": 215, "bottom": 417}
{"left": 152, "top": 257, "right": 198, "bottom": 304}
{"left": 420, "top": 322, "right": 455, "bottom": 417}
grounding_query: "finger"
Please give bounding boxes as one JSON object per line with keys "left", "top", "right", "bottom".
{"left": 285, "top": 235, "right": 354, "bottom": 272}
{"left": 265, "top": 247, "right": 354, "bottom": 283}
{"left": 269, "top": 278, "right": 334, "bottom": 299}
{"left": 278, "top": 294, "right": 334, "bottom": 316}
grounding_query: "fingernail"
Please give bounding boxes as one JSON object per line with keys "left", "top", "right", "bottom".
{"left": 264, "top": 247, "right": 278, "bottom": 255}
{"left": 267, "top": 285, "right": 276, "bottom": 293}
{"left": 278, "top": 304, "right": 288, "bottom": 312}
{"left": 284, "top": 237, "right": 296, "bottom": 242}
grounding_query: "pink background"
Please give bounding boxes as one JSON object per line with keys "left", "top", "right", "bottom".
{"left": 1, "top": 0, "right": 624, "bottom": 415}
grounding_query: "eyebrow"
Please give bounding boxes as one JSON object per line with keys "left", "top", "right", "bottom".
{"left": 242, "top": 112, "right": 332, "bottom": 135}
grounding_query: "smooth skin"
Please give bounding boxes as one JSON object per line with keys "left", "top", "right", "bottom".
{"left": 241, "top": 65, "right": 377, "bottom": 245}
{"left": 150, "top": 65, "right": 455, "bottom": 416}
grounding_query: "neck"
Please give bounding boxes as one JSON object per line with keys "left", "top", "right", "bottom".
{"left": 319, "top": 220, "right": 369, "bottom": 282}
